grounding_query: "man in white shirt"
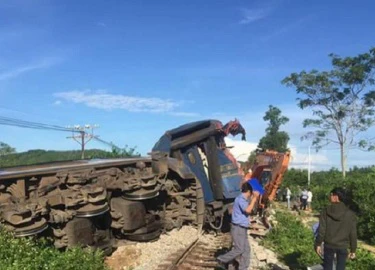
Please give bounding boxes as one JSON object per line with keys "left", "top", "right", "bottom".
{"left": 307, "top": 188, "right": 313, "bottom": 210}
{"left": 286, "top": 187, "right": 291, "bottom": 209}
{"left": 300, "top": 188, "right": 309, "bottom": 210}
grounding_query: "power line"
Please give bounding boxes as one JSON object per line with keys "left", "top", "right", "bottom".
{"left": 0, "top": 116, "right": 69, "bottom": 131}
{"left": 0, "top": 116, "right": 75, "bottom": 132}
{"left": 93, "top": 137, "right": 120, "bottom": 150}
{"left": 1, "top": 115, "right": 127, "bottom": 157}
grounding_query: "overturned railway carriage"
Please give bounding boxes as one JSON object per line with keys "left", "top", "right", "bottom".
{"left": 0, "top": 119, "right": 246, "bottom": 253}
{"left": 0, "top": 158, "right": 165, "bottom": 254}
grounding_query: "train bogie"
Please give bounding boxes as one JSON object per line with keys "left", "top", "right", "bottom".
{"left": 0, "top": 157, "right": 204, "bottom": 253}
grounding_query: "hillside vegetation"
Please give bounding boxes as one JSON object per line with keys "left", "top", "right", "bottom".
{"left": 0, "top": 148, "right": 137, "bottom": 168}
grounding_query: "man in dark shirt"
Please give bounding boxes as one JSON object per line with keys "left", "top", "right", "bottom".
{"left": 315, "top": 187, "right": 357, "bottom": 270}
{"left": 217, "top": 182, "right": 259, "bottom": 270}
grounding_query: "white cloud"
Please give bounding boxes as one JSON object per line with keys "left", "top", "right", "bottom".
{"left": 53, "top": 100, "right": 62, "bottom": 106}
{"left": 239, "top": 6, "right": 274, "bottom": 24}
{"left": 169, "top": 111, "right": 200, "bottom": 117}
{"left": 97, "top": 22, "right": 107, "bottom": 27}
{"left": 260, "top": 15, "right": 314, "bottom": 42}
{"left": 239, "top": 0, "right": 280, "bottom": 24}
{"left": 54, "top": 90, "right": 187, "bottom": 114}
{"left": 288, "top": 145, "right": 330, "bottom": 170}
{"left": 224, "top": 137, "right": 258, "bottom": 162}
{"left": 0, "top": 57, "right": 62, "bottom": 81}
{"left": 224, "top": 137, "right": 331, "bottom": 171}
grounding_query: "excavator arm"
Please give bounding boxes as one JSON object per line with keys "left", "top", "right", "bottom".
{"left": 222, "top": 118, "right": 246, "bottom": 141}
{"left": 246, "top": 150, "right": 290, "bottom": 236}
{"left": 252, "top": 150, "right": 290, "bottom": 208}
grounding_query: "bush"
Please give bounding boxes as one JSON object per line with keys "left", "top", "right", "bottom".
{"left": 0, "top": 229, "right": 108, "bottom": 270}
{"left": 283, "top": 166, "right": 375, "bottom": 244}
{"left": 262, "top": 211, "right": 375, "bottom": 270}
{"left": 343, "top": 171, "right": 375, "bottom": 244}
{"left": 262, "top": 212, "right": 321, "bottom": 269}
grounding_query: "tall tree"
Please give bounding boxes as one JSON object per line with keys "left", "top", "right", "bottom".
{"left": 0, "top": 142, "right": 16, "bottom": 156}
{"left": 258, "top": 105, "right": 290, "bottom": 152}
{"left": 282, "top": 47, "right": 375, "bottom": 178}
{"left": 247, "top": 150, "right": 257, "bottom": 166}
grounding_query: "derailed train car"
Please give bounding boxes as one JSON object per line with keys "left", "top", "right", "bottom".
{"left": 0, "top": 119, "right": 248, "bottom": 254}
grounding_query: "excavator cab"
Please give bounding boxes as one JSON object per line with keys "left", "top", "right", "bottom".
{"left": 258, "top": 168, "right": 272, "bottom": 186}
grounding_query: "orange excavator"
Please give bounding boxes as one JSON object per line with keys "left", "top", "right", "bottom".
{"left": 245, "top": 149, "right": 291, "bottom": 236}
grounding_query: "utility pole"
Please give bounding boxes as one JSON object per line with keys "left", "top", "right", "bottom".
{"left": 67, "top": 124, "right": 99, "bottom": 159}
{"left": 308, "top": 145, "right": 311, "bottom": 186}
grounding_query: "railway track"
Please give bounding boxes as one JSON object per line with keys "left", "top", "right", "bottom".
{"left": 156, "top": 233, "right": 233, "bottom": 270}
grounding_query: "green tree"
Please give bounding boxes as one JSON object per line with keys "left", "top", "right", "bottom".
{"left": 0, "top": 142, "right": 16, "bottom": 156}
{"left": 247, "top": 150, "right": 257, "bottom": 166}
{"left": 282, "top": 47, "right": 375, "bottom": 177}
{"left": 258, "top": 105, "right": 290, "bottom": 152}
{"left": 110, "top": 144, "right": 139, "bottom": 158}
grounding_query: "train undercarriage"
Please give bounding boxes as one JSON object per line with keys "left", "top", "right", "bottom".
{"left": 0, "top": 158, "right": 211, "bottom": 254}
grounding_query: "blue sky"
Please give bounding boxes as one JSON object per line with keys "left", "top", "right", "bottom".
{"left": 1, "top": 0, "right": 375, "bottom": 170}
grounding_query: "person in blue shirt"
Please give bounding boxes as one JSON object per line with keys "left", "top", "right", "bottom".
{"left": 217, "top": 181, "right": 260, "bottom": 270}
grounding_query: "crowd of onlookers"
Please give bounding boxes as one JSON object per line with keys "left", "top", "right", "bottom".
{"left": 276, "top": 186, "right": 313, "bottom": 211}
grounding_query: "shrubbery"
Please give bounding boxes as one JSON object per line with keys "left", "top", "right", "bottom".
{"left": 341, "top": 171, "right": 375, "bottom": 244}
{"left": 283, "top": 166, "right": 375, "bottom": 244}
{"left": 262, "top": 211, "right": 375, "bottom": 270}
{"left": 0, "top": 229, "right": 108, "bottom": 270}
{"left": 262, "top": 212, "right": 321, "bottom": 268}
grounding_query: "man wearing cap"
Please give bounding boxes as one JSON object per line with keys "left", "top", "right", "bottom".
{"left": 217, "top": 180, "right": 263, "bottom": 270}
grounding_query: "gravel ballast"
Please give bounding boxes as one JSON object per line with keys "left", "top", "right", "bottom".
{"left": 107, "top": 226, "right": 289, "bottom": 270}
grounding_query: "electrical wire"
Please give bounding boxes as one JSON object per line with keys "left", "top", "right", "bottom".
{"left": 92, "top": 137, "right": 121, "bottom": 150}
{"left": 0, "top": 115, "right": 125, "bottom": 149}
{"left": 0, "top": 116, "right": 131, "bottom": 155}
{"left": 0, "top": 116, "right": 76, "bottom": 132}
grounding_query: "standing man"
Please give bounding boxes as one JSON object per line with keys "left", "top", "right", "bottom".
{"left": 300, "top": 188, "right": 308, "bottom": 210}
{"left": 286, "top": 187, "right": 291, "bottom": 210}
{"left": 315, "top": 187, "right": 357, "bottom": 270}
{"left": 217, "top": 182, "right": 259, "bottom": 270}
{"left": 307, "top": 188, "right": 313, "bottom": 211}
